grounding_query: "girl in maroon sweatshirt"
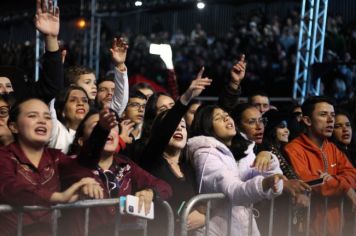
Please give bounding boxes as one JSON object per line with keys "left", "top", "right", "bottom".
{"left": 0, "top": 98, "right": 103, "bottom": 236}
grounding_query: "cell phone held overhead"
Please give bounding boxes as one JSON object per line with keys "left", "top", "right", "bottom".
{"left": 119, "top": 195, "right": 154, "bottom": 220}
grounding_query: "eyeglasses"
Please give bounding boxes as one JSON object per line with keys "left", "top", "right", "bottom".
{"left": 0, "top": 106, "right": 9, "bottom": 118}
{"left": 99, "top": 170, "right": 119, "bottom": 197}
{"left": 127, "top": 102, "right": 146, "bottom": 110}
{"left": 244, "top": 117, "right": 268, "bottom": 127}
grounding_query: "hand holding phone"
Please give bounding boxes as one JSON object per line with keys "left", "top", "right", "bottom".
{"left": 306, "top": 178, "right": 324, "bottom": 187}
{"left": 119, "top": 195, "right": 154, "bottom": 220}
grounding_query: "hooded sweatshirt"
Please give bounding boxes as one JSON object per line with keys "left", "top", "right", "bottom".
{"left": 284, "top": 134, "right": 356, "bottom": 236}
{"left": 187, "top": 136, "right": 283, "bottom": 236}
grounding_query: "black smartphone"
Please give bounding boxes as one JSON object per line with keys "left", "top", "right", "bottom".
{"left": 306, "top": 178, "right": 324, "bottom": 187}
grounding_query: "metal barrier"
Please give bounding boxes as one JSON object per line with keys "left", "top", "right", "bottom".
{"left": 179, "top": 193, "right": 356, "bottom": 236}
{"left": 0, "top": 198, "right": 174, "bottom": 236}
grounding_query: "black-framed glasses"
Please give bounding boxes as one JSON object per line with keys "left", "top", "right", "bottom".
{"left": 0, "top": 106, "right": 9, "bottom": 118}
{"left": 245, "top": 117, "right": 268, "bottom": 127}
{"left": 127, "top": 102, "right": 146, "bottom": 110}
{"left": 99, "top": 170, "right": 119, "bottom": 197}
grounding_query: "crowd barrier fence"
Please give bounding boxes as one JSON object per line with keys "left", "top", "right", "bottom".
{"left": 179, "top": 193, "right": 356, "bottom": 236}
{"left": 0, "top": 198, "right": 174, "bottom": 236}
{"left": 0, "top": 193, "right": 355, "bottom": 236}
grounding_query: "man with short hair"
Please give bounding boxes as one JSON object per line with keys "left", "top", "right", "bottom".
{"left": 248, "top": 91, "right": 270, "bottom": 114}
{"left": 122, "top": 91, "right": 147, "bottom": 140}
{"left": 284, "top": 96, "right": 356, "bottom": 236}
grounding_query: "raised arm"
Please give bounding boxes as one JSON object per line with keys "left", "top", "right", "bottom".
{"left": 21, "top": 0, "right": 63, "bottom": 103}
{"left": 77, "top": 109, "right": 118, "bottom": 169}
{"left": 218, "top": 55, "right": 246, "bottom": 113}
{"left": 141, "top": 68, "right": 212, "bottom": 168}
{"left": 110, "top": 37, "right": 129, "bottom": 116}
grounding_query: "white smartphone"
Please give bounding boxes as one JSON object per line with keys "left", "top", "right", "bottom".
{"left": 119, "top": 195, "right": 154, "bottom": 220}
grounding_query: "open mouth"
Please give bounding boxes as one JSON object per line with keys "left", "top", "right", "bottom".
{"left": 34, "top": 127, "right": 47, "bottom": 135}
{"left": 255, "top": 132, "right": 263, "bottom": 139}
{"left": 226, "top": 123, "right": 234, "bottom": 129}
{"left": 342, "top": 134, "right": 350, "bottom": 139}
{"left": 76, "top": 108, "right": 86, "bottom": 114}
{"left": 91, "top": 91, "right": 97, "bottom": 97}
{"left": 173, "top": 133, "right": 183, "bottom": 141}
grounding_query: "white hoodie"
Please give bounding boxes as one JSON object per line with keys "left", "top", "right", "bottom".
{"left": 186, "top": 136, "right": 283, "bottom": 236}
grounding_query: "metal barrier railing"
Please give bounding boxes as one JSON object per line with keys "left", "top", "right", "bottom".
{"left": 179, "top": 193, "right": 230, "bottom": 236}
{"left": 0, "top": 198, "right": 174, "bottom": 236}
{"left": 1, "top": 193, "right": 355, "bottom": 236}
{"left": 179, "top": 193, "right": 356, "bottom": 236}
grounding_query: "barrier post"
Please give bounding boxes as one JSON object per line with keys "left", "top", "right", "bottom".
{"left": 268, "top": 197, "right": 275, "bottom": 236}
{"left": 51, "top": 209, "right": 59, "bottom": 236}
{"left": 180, "top": 193, "right": 225, "bottom": 236}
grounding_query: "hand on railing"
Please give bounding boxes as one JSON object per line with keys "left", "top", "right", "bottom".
{"left": 262, "top": 174, "right": 287, "bottom": 193}
{"left": 187, "top": 210, "right": 205, "bottom": 231}
{"left": 80, "top": 177, "right": 104, "bottom": 200}
{"left": 50, "top": 177, "right": 102, "bottom": 203}
{"left": 283, "top": 179, "right": 311, "bottom": 197}
{"left": 135, "top": 189, "right": 154, "bottom": 215}
{"left": 292, "top": 193, "right": 310, "bottom": 208}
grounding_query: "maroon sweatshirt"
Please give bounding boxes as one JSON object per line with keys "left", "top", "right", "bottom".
{"left": 0, "top": 143, "right": 95, "bottom": 236}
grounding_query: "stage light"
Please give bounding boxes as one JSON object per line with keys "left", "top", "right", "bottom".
{"left": 197, "top": 2, "right": 205, "bottom": 10}
{"left": 135, "top": 1, "right": 143, "bottom": 7}
{"left": 76, "top": 18, "right": 87, "bottom": 29}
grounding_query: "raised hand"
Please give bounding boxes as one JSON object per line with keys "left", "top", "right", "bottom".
{"left": 119, "top": 119, "right": 135, "bottom": 144}
{"left": 180, "top": 67, "right": 212, "bottom": 105}
{"left": 110, "top": 37, "right": 128, "bottom": 69}
{"left": 99, "top": 108, "right": 119, "bottom": 131}
{"left": 34, "top": 0, "right": 60, "bottom": 37}
{"left": 230, "top": 54, "right": 246, "bottom": 89}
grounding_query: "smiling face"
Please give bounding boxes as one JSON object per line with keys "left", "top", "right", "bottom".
{"left": 76, "top": 73, "right": 97, "bottom": 100}
{"left": 80, "top": 114, "right": 119, "bottom": 154}
{"left": 212, "top": 108, "right": 236, "bottom": 145}
{"left": 63, "top": 89, "right": 90, "bottom": 130}
{"left": 9, "top": 99, "right": 52, "bottom": 148}
{"left": 168, "top": 118, "right": 187, "bottom": 150}
{"left": 275, "top": 121, "right": 290, "bottom": 143}
{"left": 333, "top": 114, "right": 352, "bottom": 145}
{"left": 0, "top": 77, "right": 14, "bottom": 94}
{"left": 239, "top": 107, "right": 265, "bottom": 144}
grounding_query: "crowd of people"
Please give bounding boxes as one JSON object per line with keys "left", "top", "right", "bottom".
{"left": 0, "top": 1, "right": 355, "bottom": 236}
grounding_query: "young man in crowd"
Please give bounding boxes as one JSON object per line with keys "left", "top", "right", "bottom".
{"left": 248, "top": 91, "right": 271, "bottom": 115}
{"left": 121, "top": 91, "right": 147, "bottom": 140}
{"left": 284, "top": 96, "right": 356, "bottom": 236}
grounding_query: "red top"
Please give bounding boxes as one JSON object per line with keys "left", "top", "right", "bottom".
{"left": 0, "top": 143, "right": 95, "bottom": 236}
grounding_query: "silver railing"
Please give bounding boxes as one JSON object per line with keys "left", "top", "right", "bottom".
{"left": 0, "top": 198, "right": 174, "bottom": 236}
{"left": 179, "top": 193, "right": 356, "bottom": 236}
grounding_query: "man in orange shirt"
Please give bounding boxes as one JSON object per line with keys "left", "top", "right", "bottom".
{"left": 284, "top": 96, "right": 356, "bottom": 236}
